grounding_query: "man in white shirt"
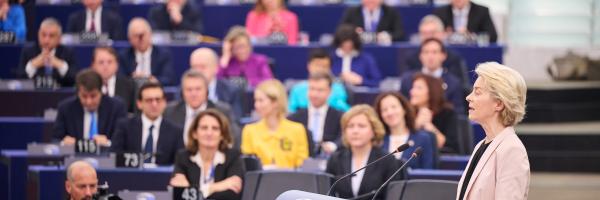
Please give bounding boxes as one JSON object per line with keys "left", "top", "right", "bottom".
{"left": 90, "top": 47, "right": 136, "bottom": 112}
{"left": 18, "top": 18, "right": 77, "bottom": 88}
{"left": 66, "top": 0, "right": 124, "bottom": 39}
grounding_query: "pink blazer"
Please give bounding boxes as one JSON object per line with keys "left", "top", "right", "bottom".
{"left": 245, "top": 9, "right": 299, "bottom": 45}
{"left": 456, "top": 126, "right": 530, "bottom": 200}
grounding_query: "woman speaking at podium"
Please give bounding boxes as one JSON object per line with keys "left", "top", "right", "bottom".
{"left": 457, "top": 62, "right": 530, "bottom": 200}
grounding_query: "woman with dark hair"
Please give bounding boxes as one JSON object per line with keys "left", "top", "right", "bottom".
{"left": 331, "top": 24, "right": 382, "bottom": 87}
{"left": 409, "top": 73, "right": 459, "bottom": 153}
{"left": 374, "top": 92, "right": 436, "bottom": 169}
{"left": 170, "top": 109, "right": 245, "bottom": 200}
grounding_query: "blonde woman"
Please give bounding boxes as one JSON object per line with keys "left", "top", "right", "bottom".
{"left": 457, "top": 62, "right": 530, "bottom": 200}
{"left": 325, "top": 105, "right": 404, "bottom": 200}
{"left": 241, "top": 79, "right": 308, "bottom": 169}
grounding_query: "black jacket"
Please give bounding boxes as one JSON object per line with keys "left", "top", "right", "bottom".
{"left": 288, "top": 107, "right": 343, "bottom": 156}
{"left": 118, "top": 46, "right": 176, "bottom": 86}
{"left": 66, "top": 8, "right": 124, "bottom": 40}
{"left": 340, "top": 5, "right": 405, "bottom": 41}
{"left": 17, "top": 44, "right": 78, "bottom": 87}
{"left": 433, "top": 2, "right": 498, "bottom": 42}
{"left": 148, "top": 2, "right": 203, "bottom": 33}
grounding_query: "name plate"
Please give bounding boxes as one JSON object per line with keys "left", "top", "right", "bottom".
{"left": 0, "top": 31, "right": 15, "bottom": 44}
{"left": 172, "top": 186, "right": 203, "bottom": 200}
{"left": 115, "top": 152, "right": 146, "bottom": 168}
{"left": 75, "top": 139, "right": 99, "bottom": 154}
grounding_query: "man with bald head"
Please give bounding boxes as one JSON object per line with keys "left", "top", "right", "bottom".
{"left": 189, "top": 48, "right": 243, "bottom": 118}
{"left": 119, "top": 18, "right": 175, "bottom": 85}
{"left": 65, "top": 161, "right": 98, "bottom": 200}
{"left": 404, "top": 15, "right": 470, "bottom": 94}
{"left": 18, "top": 18, "right": 78, "bottom": 88}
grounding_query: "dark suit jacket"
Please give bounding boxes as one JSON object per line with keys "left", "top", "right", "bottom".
{"left": 381, "top": 131, "right": 436, "bottom": 169}
{"left": 288, "top": 107, "right": 343, "bottom": 157}
{"left": 163, "top": 100, "right": 242, "bottom": 149}
{"left": 325, "top": 147, "right": 404, "bottom": 200}
{"left": 118, "top": 46, "right": 176, "bottom": 86}
{"left": 17, "top": 44, "right": 78, "bottom": 87}
{"left": 433, "top": 2, "right": 498, "bottom": 42}
{"left": 340, "top": 5, "right": 405, "bottom": 41}
{"left": 173, "top": 149, "right": 245, "bottom": 200}
{"left": 52, "top": 95, "right": 127, "bottom": 140}
{"left": 433, "top": 107, "right": 459, "bottom": 154}
{"left": 404, "top": 49, "right": 471, "bottom": 94}
{"left": 148, "top": 2, "right": 203, "bottom": 33}
{"left": 215, "top": 79, "right": 244, "bottom": 118}
{"left": 400, "top": 70, "right": 465, "bottom": 114}
{"left": 114, "top": 75, "right": 136, "bottom": 113}
{"left": 66, "top": 8, "right": 124, "bottom": 40}
{"left": 110, "top": 115, "right": 184, "bottom": 165}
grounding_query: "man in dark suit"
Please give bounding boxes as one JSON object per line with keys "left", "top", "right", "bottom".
{"left": 340, "top": 0, "right": 405, "bottom": 41}
{"left": 53, "top": 69, "right": 127, "bottom": 147}
{"left": 289, "top": 72, "right": 343, "bottom": 157}
{"left": 189, "top": 48, "right": 244, "bottom": 118}
{"left": 111, "top": 82, "right": 183, "bottom": 165}
{"left": 433, "top": 0, "right": 498, "bottom": 42}
{"left": 66, "top": 0, "right": 124, "bottom": 40}
{"left": 148, "top": 0, "right": 202, "bottom": 33}
{"left": 119, "top": 18, "right": 175, "bottom": 86}
{"left": 163, "top": 69, "right": 241, "bottom": 148}
{"left": 400, "top": 38, "right": 465, "bottom": 114}
{"left": 404, "top": 14, "right": 470, "bottom": 94}
{"left": 18, "top": 18, "right": 78, "bottom": 88}
{"left": 90, "top": 46, "right": 136, "bottom": 113}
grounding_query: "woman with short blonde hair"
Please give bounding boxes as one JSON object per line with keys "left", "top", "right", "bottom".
{"left": 340, "top": 104, "right": 385, "bottom": 147}
{"left": 457, "top": 62, "right": 529, "bottom": 200}
{"left": 241, "top": 79, "right": 308, "bottom": 169}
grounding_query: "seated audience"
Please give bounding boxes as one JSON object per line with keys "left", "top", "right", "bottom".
{"left": 53, "top": 69, "right": 127, "bottom": 146}
{"left": 66, "top": 0, "right": 123, "bottom": 40}
{"left": 219, "top": 26, "right": 274, "bottom": 88}
{"left": 288, "top": 48, "right": 350, "bottom": 113}
{"left": 374, "top": 92, "right": 435, "bottom": 169}
{"left": 119, "top": 18, "right": 175, "bottom": 86}
{"left": 404, "top": 14, "right": 470, "bottom": 92}
{"left": 190, "top": 47, "right": 244, "bottom": 118}
{"left": 90, "top": 46, "right": 136, "bottom": 113}
{"left": 65, "top": 161, "right": 98, "bottom": 200}
{"left": 331, "top": 24, "right": 382, "bottom": 87}
{"left": 409, "top": 74, "right": 459, "bottom": 153}
{"left": 0, "top": 0, "right": 26, "bottom": 42}
{"left": 289, "top": 72, "right": 344, "bottom": 157}
{"left": 241, "top": 79, "right": 308, "bottom": 169}
{"left": 326, "top": 105, "right": 404, "bottom": 200}
{"left": 340, "top": 0, "right": 404, "bottom": 41}
{"left": 18, "top": 18, "right": 77, "bottom": 88}
{"left": 401, "top": 38, "right": 465, "bottom": 113}
{"left": 148, "top": 0, "right": 202, "bottom": 33}
{"left": 170, "top": 109, "right": 245, "bottom": 200}
{"left": 111, "top": 82, "right": 184, "bottom": 165}
{"left": 433, "top": 0, "right": 498, "bottom": 42}
{"left": 245, "top": 0, "right": 298, "bottom": 44}
{"left": 164, "top": 69, "right": 240, "bottom": 148}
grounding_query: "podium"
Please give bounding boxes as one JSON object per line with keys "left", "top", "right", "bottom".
{"left": 275, "top": 190, "right": 346, "bottom": 200}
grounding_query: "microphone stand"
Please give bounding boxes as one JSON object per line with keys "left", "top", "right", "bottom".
{"left": 369, "top": 147, "right": 422, "bottom": 200}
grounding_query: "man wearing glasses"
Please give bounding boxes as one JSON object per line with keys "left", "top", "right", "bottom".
{"left": 111, "top": 82, "right": 183, "bottom": 165}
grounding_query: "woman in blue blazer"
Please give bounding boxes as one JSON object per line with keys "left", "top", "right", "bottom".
{"left": 374, "top": 92, "right": 436, "bottom": 169}
{"left": 330, "top": 24, "right": 382, "bottom": 87}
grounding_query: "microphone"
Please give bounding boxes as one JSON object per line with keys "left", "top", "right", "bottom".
{"left": 326, "top": 143, "right": 410, "bottom": 196}
{"left": 369, "top": 147, "right": 423, "bottom": 200}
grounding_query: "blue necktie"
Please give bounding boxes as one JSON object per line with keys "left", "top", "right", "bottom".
{"left": 144, "top": 125, "right": 155, "bottom": 163}
{"left": 89, "top": 112, "right": 97, "bottom": 139}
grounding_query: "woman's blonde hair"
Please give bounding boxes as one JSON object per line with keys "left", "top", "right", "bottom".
{"left": 224, "top": 25, "right": 251, "bottom": 44}
{"left": 340, "top": 104, "right": 386, "bottom": 147}
{"left": 475, "top": 62, "right": 527, "bottom": 126}
{"left": 255, "top": 79, "right": 288, "bottom": 118}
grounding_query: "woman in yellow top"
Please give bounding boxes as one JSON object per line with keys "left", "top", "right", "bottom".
{"left": 241, "top": 79, "right": 309, "bottom": 169}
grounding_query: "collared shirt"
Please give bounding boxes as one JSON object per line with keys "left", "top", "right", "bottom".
{"left": 141, "top": 114, "right": 162, "bottom": 163}
{"left": 85, "top": 6, "right": 102, "bottom": 34}
{"left": 388, "top": 134, "right": 409, "bottom": 159}
{"left": 207, "top": 79, "right": 218, "bottom": 102}
{"left": 362, "top": 7, "right": 381, "bottom": 33}
{"left": 183, "top": 103, "right": 208, "bottom": 145}
{"left": 135, "top": 47, "right": 153, "bottom": 77}
{"left": 335, "top": 48, "right": 359, "bottom": 73}
{"left": 422, "top": 67, "right": 444, "bottom": 78}
{"left": 83, "top": 110, "right": 98, "bottom": 139}
{"left": 452, "top": 3, "right": 471, "bottom": 31}
{"left": 351, "top": 148, "right": 371, "bottom": 197}
{"left": 190, "top": 150, "right": 226, "bottom": 198}
{"left": 25, "top": 48, "right": 69, "bottom": 78}
{"left": 307, "top": 104, "right": 328, "bottom": 143}
{"left": 102, "top": 75, "right": 116, "bottom": 97}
